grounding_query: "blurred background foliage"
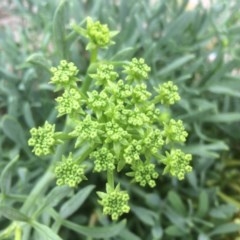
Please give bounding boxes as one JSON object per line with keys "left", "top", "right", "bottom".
{"left": 0, "top": 0, "right": 240, "bottom": 239}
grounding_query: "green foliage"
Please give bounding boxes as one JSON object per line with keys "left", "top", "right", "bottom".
{"left": 1, "top": 0, "right": 240, "bottom": 239}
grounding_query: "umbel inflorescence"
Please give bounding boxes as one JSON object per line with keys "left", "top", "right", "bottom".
{"left": 28, "top": 17, "right": 192, "bottom": 220}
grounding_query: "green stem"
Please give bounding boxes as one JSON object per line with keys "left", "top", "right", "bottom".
{"left": 14, "top": 225, "right": 21, "bottom": 240}
{"left": 107, "top": 170, "right": 114, "bottom": 189}
{"left": 90, "top": 48, "right": 98, "bottom": 63}
{"left": 76, "top": 143, "right": 95, "bottom": 164}
{"left": 149, "top": 96, "right": 159, "bottom": 105}
{"left": 81, "top": 48, "right": 99, "bottom": 94}
{"left": 80, "top": 75, "right": 93, "bottom": 96}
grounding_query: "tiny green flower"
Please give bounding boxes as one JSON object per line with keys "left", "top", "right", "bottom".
{"left": 55, "top": 153, "right": 86, "bottom": 188}
{"left": 50, "top": 60, "right": 79, "bottom": 90}
{"left": 131, "top": 83, "right": 152, "bottom": 103}
{"left": 90, "top": 147, "right": 116, "bottom": 172}
{"left": 163, "top": 119, "right": 188, "bottom": 143}
{"left": 155, "top": 81, "right": 180, "bottom": 105}
{"left": 28, "top": 121, "right": 57, "bottom": 156}
{"left": 55, "top": 88, "right": 83, "bottom": 117}
{"left": 127, "top": 161, "right": 159, "bottom": 188}
{"left": 70, "top": 115, "right": 102, "bottom": 147}
{"left": 123, "top": 58, "right": 151, "bottom": 82}
{"left": 127, "top": 107, "right": 150, "bottom": 127}
{"left": 87, "top": 90, "right": 108, "bottom": 115}
{"left": 90, "top": 63, "right": 119, "bottom": 85}
{"left": 161, "top": 149, "right": 192, "bottom": 180}
{"left": 104, "top": 121, "right": 130, "bottom": 144}
{"left": 123, "top": 139, "right": 142, "bottom": 164}
{"left": 97, "top": 184, "right": 130, "bottom": 220}
{"left": 105, "top": 80, "right": 133, "bottom": 103}
{"left": 142, "top": 128, "right": 164, "bottom": 154}
{"left": 104, "top": 101, "right": 126, "bottom": 122}
{"left": 85, "top": 17, "right": 118, "bottom": 50}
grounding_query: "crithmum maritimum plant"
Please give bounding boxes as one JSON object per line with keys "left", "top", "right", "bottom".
{"left": 28, "top": 17, "right": 192, "bottom": 220}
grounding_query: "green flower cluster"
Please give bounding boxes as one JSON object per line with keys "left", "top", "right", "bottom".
{"left": 28, "top": 18, "right": 192, "bottom": 220}
{"left": 70, "top": 115, "right": 101, "bottom": 147}
{"left": 123, "top": 139, "right": 142, "bottom": 164}
{"left": 161, "top": 149, "right": 192, "bottom": 180}
{"left": 123, "top": 58, "right": 151, "bottom": 82}
{"left": 127, "top": 161, "right": 159, "bottom": 188}
{"left": 87, "top": 90, "right": 108, "bottom": 114}
{"left": 86, "top": 17, "right": 111, "bottom": 49}
{"left": 90, "top": 63, "right": 119, "bottom": 85}
{"left": 164, "top": 119, "right": 188, "bottom": 143}
{"left": 104, "top": 121, "right": 129, "bottom": 143}
{"left": 55, "top": 153, "right": 86, "bottom": 187}
{"left": 132, "top": 83, "right": 152, "bottom": 102}
{"left": 72, "top": 17, "right": 118, "bottom": 51}
{"left": 155, "top": 81, "right": 181, "bottom": 105}
{"left": 28, "top": 122, "right": 57, "bottom": 156}
{"left": 55, "top": 88, "right": 83, "bottom": 117}
{"left": 90, "top": 147, "right": 116, "bottom": 172}
{"left": 143, "top": 128, "right": 164, "bottom": 154}
{"left": 50, "top": 60, "right": 79, "bottom": 90}
{"left": 97, "top": 184, "right": 130, "bottom": 220}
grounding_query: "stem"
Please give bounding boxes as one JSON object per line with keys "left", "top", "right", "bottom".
{"left": 76, "top": 143, "right": 95, "bottom": 164}
{"left": 80, "top": 75, "right": 93, "bottom": 97}
{"left": 14, "top": 225, "right": 21, "bottom": 240}
{"left": 107, "top": 170, "right": 114, "bottom": 189}
{"left": 149, "top": 96, "right": 160, "bottom": 105}
{"left": 90, "top": 48, "right": 98, "bottom": 63}
{"left": 81, "top": 48, "right": 98, "bottom": 94}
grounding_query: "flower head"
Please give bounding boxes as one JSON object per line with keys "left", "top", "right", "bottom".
{"left": 163, "top": 119, "right": 188, "bottom": 143}
{"left": 132, "top": 83, "right": 152, "bottom": 103}
{"left": 155, "top": 81, "right": 180, "bottom": 105}
{"left": 161, "top": 149, "right": 192, "bottom": 180}
{"left": 124, "top": 58, "right": 151, "bottom": 82}
{"left": 123, "top": 139, "right": 142, "bottom": 164}
{"left": 87, "top": 90, "right": 108, "bottom": 114}
{"left": 55, "top": 153, "right": 86, "bottom": 188}
{"left": 28, "top": 121, "right": 57, "bottom": 156}
{"left": 90, "top": 63, "right": 119, "bottom": 85}
{"left": 50, "top": 60, "right": 79, "bottom": 90}
{"left": 127, "top": 161, "right": 159, "bottom": 188}
{"left": 55, "top": 88, "right": 83, "bottom": 117}
{"left": 90, "top": 147, "right": 116, "bottom": 172}
{"left": 105, "top": 80, "right": 133, "bottom": 104}
{"left": 97, "top": 184, "right": 130, "bottom": 220}
{"left": 104, "top": 121, "right": 129, "bottom": 144}
{"left": 70, "top": 115, "right": 102, "bottom": 147}
{"left": 85, "top": 17, "right": 118, "bottom": 50}
{"left": 127, "top": 107, "right": 150, "bottom": 127}
{"left": 142, "top": 128, "right": 164, "bottom": 154}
